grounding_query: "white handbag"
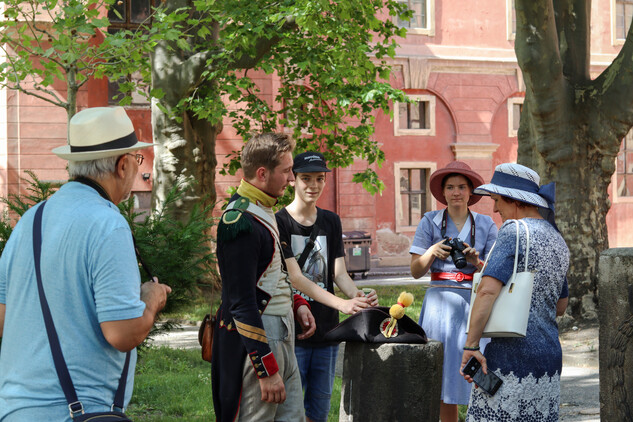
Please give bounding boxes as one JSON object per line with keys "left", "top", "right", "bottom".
{"left": 466, "top": 219, "right": 534, "bottom": 338}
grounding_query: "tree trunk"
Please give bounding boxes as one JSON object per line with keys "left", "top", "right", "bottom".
{"left": 519, "top": 110, "right": 614, "bottom": 319}
{"left": 515, "top": 0, "right": 633, "bottom": 319}
{"left": 151, "top": 100, "right": 219, "bottom": 221}
{"left": 150, "top": 38, "right": 219, "bottom": 221}
{"left": 66, "top": 66, "right": 77, "bottom": 120}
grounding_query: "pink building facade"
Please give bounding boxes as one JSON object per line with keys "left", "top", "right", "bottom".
{"left": 1, "top": 0, "right": 632, "bottom": 266}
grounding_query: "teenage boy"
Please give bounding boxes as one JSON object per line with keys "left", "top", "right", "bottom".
{"left": 276, "top": 151, "right": 379, "bottom": 422}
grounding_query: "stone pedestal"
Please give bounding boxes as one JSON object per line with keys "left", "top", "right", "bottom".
{"left": 338, "top": 340, "right": 443, "bottom": 422}
{"left": 599, "top": 248, "right": 633, "bottom": 421}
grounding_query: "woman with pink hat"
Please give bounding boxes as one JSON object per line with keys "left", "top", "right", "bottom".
{"left": 409, "top": 161, "right": 498, "bottom": 422}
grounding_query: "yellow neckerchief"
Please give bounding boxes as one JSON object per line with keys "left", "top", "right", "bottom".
{"left": 236, "top": 179, "right": 277, "bottom": 208}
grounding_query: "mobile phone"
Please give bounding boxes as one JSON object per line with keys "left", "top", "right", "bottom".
{"left": 463, "top": 357, "right": 503, "bottom": 396}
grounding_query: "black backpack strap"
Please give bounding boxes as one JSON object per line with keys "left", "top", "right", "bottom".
{"left": 32, "top": 200, "right": 130, "bottom": 416}
{"left": 297, "top": 222, "right": 320, "bottom": 269}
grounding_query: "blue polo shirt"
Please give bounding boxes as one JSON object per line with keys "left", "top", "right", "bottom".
{"left": 0, "top": 182, "right": 145, "bottom": 421}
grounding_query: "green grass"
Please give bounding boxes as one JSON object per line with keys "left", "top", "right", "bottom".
{"left": 159, "top": 285, "right": 220, "bottom": 323}
{"left": 328, "top": 377, "right": 342, "bottom": 421}
{"left": 127, "top": 348, "right": 214, "bottom": 421}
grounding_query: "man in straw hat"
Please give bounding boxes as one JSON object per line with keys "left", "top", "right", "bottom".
{"left": 0, "top": 107, "right": 171, "bottom": 420}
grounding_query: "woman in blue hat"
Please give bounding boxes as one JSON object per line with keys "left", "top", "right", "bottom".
{"left": 461, "top": 163, "right": 569, "bottom": 422}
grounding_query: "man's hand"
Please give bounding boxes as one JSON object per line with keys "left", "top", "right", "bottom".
{"left": 140, "top": 277, "right": 172, "bottom": 316}
{"left": 101, "top": 278, "right": 172, "bottom": 352}
{"left": 355, "top": 289, "right": 379, "bottom": 307}
{"left": 339, "top": 296, "right": 370, "bottom": 315}
{"left": 259, "top": 372, "right": 286, "bottom": 403}
{"left": 296, "top": 304, "right": 316, "bottom": 340}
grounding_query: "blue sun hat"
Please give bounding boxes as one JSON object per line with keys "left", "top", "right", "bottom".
{"left": 474, "top": 163, "right": 557, "bottom": 227}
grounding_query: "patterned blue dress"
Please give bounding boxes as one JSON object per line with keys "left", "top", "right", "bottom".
{"left": 467, "top": 218, "right": 569, "bottom": 422}
{"left": 410, "top": 210, "right": 498, "bottom": 405}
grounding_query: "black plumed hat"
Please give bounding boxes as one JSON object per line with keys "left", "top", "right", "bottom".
{"left": 323, "top": 307, "right": 427, "bottom": 344}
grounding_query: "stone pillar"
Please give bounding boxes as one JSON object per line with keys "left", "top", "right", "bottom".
{"left": 599, "top": 248, "right": 633, "bottom": 421}
{"left": 338, "top": 340, "right": 443, "bottom": 422}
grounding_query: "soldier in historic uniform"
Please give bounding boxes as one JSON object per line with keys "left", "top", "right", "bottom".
{"left": 211, "top": 133, "right": 316, "bottom": 422}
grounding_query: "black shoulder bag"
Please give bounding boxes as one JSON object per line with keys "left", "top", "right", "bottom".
{"left": 33, "top": 201, "right": 132, "bottom": 421}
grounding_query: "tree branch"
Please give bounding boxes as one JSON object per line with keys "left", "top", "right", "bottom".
{"left": 152, "top": 41, "right": 198, "bottom": 102}
{"left": 14, "top": 83, "right": 67, "bottom": 108}
{"left": 515, "top": 0, "right": 569, "bottom": 163}
{"left": 553, "top": 0, "right": 591, "bottom": 82}
{"left": 515, "top": 0, "right": 564, "bottom": 95}
{"left": 229, "top": 16, "right": 297, "bottom": 69}
{"left": 593, "top": 20, "right": 633, "bottom": 140}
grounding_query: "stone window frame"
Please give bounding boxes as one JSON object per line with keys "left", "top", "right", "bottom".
{"left": 506, "top": 0, "right": 516, "bottom": 40}
{"left": 107, "top": 0, "right": 159, "bottom": 106}
{"left": 394, "top": 161, "right": 437, "bottom": 233}
{"left": 507, "top": 96, "right": 524, "bottom": 138}
{"left": 393, "top": 94, "right": 436, "bottom": 137}
{"left": 613, "top": 128, "right": 633, "bottom": 203}
{"left": 394, "top": 0, "right": 435, "bottom": 36}
{"left": 612, "top": 0, "right": 633, "bottom": 45}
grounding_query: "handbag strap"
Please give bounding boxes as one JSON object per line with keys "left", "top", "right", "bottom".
{"left": 478, "top": 219, "right": 531, "bottom": 274}
{"left": 511, "top": 219, "right": 531, "bottom": 274}
{"left": 32, "top": 201, "right": 130, "bottom": 415}
{"left": 520, "top": 219, "right": 530, "bottom": 272}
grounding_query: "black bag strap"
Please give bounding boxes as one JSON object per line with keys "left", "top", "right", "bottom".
{"left": 297, "top": 221, "right": 320, "bottom": 269}
{"left": 32, "top": 201, "right": 130, "bottom": 416}
{"left": 132, "top": 236, "right": 154, "bottom": 279}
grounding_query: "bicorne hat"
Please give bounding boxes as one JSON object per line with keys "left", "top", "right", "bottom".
{"left": 52, "top": 107, "right": 154, "bottom": 161}
{"left": 323, "top": 307, "right": 427, "bottom": 344}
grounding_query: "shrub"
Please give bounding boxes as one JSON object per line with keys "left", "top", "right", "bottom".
{"left": 0, "top": 170, "right": 59, "bottom": 254}
{"left": 118, "top": 183, "right": 217, "bottom": 315}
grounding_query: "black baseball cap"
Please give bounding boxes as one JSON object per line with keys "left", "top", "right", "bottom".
{"left": 293, "top": 151, "right": 332, "bottom": 173}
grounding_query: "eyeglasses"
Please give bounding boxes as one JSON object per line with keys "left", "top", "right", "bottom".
{"left": 126, "top": 153, "right": 144, "bottom": 165}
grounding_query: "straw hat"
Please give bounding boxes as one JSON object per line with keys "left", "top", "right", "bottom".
{"left": 472, "top": 163, "right": 555, "bottom": 209}
{"left": 52, "top": 107, "right": 154, "bottom": 161}
{"left": 429, "top": 161, "right": 484, "bottom": 206}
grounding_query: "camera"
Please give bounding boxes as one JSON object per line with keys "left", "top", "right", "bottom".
{"left": 443, "top": 237, "right": 467, "bottom": 269}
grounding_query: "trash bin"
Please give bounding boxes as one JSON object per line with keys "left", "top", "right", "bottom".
{"left": 342, "top": 231, "right": 371, "bottom": 279}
